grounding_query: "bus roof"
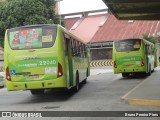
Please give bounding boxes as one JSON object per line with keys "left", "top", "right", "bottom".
{"left": 7, "top": 24, "right": 57, "bottom": 31}
{"left": 7, "top": 24, "right": 87, "bottom": 45}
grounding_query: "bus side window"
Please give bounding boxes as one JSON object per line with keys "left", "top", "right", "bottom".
{"left": 84, "top": 45, "right": 87, "bottom": 58}
{"left": 76, "top": 42, "right": 79, "bottom": 57}
{"left": 85, "top": 45, "right": 87, "bottom": 58}
{"left": 80, "top": 43, "right": 83, "bottom": 58}
{"left": 71, "top": 39, "right": 76, "bottom": 57}
{"left": 63, "top": 33, "right": 69, "bottom": 56}
{"left": 81, "top": 44, "right": 85, "bottom": 58}
{"left": 78, "top": 42, "right": 81, "bottom": 57}
{"left": 73, "top": 40, "right": 76, "bottom": 56}
{"left": 81, "top": 43, "right": 83, "bottom": 58}
{"left": 75, "top": 41, "right": 79, "bottom": 57}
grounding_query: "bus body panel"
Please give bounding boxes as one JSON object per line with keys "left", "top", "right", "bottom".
{"left": 7, "top": 50, "right": 58, "bottom": 82}
{"left": 4, "top": 24, "right": 90, "bottom": 91}
{"left": 113, "top": 52, "right": 145, "bottom": 73}
{"left": 4, "top": 25, "right": 68, "bottom": 90}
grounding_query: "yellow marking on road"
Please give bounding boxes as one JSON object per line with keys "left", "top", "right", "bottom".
{"left": 128, "top": 99, "right": 160, "bottom": 106}
{"left": 121, "top": 75, "right": 160, "bottom": 106}
{"left": 121, "top": 79, "right": 146, "bottom": 99}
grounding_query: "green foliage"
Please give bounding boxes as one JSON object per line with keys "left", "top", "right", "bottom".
{"left": 142, "top": 34, "right": 157, "bottom": 44}
{"left": 0, "top": 34, "right": 3, "bottom": 47}
{"left": 0, "top": 0, "right": 62, "bottom": 47}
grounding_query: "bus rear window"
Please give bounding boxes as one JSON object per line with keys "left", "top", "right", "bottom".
{"left": 115, "top": 39, "right": 141, "bottom": 52}
{"left": 8, "top": 26, "right": 57, "bottom": 50}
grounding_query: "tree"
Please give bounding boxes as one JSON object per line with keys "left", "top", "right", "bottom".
{"left": 0, "top": 0, "right": 61, "bottom": 47}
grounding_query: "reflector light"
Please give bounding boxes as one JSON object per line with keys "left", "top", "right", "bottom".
{"left": 114, "top": 61, "right": 117, "bottom": 68}
{"left": 57, "top": 63, "right": 63, "bottom": 78}
{"left": 6, "top": 67, "right": 11, "bottom": 81}
{"left": 141, "top": 59, "right": 145, "bottom": 66}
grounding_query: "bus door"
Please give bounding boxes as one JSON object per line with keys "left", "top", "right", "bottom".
{"left": 65, "top": 36, "right": 73, "bottom": 87}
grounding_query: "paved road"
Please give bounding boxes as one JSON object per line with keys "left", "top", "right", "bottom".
{"left": 0, "top": 67, "right": 160, "bottom": 120}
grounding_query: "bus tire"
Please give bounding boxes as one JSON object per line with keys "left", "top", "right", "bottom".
{"left": 83, "top": 68, "right": 89, "bottom": 84}
{"left": 73, "top": 72, "right": 80, "bottom": 92}
{"left": 30, "top": 89, "right": 44, "bottom": 95}
{"left": 122, "top": 73, "right": 129, "bottom": 77}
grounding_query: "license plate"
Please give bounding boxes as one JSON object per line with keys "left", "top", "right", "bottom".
{"left": 28, "top": 75, "right": 39, "bottom": 79}
{"left": 136, "top": 61, "right": 140, "bottom": 64}
{"left": 45, "top": 67, "right": 56, "bottom": 74}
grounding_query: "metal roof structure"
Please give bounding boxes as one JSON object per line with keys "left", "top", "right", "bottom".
{"left": 64, "top": 17, "right": 79, "bottom": 30}
{"left": 70, "top": 14, "right": 107, "bottom": 43}
{"left": 61, "top": 9, "right": 108, "bottom": 17}
{"left": 102, "top": 0, "right": 160, "bottom": 20}
{"left": 64, "top": 13, "right": 160, "bottom": 43}
{"left": 91, "top": 14, "right": 160, "bottom": 42}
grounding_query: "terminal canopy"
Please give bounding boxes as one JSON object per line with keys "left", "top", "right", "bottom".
{"left": 102, "top": 0, "right": 160, "bottom": 20}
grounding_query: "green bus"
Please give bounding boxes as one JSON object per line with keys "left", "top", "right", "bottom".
{"left": 4, "top": 24, "right": 90, "bottom": 95}
{"left": 112, "top": 38, "right": 157, "bottom": 77}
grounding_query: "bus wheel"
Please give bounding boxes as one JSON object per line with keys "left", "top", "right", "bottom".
{"left": 122, "top": 73, "right": 129, "bottom": 77}
{"left": 83, "top": 68, "right": 88, "bottom": 84}
{"left": 30, "top": 89, "right": 44, "bottom": 95}
{"left": 73, "top": 72, "right": 80, "bottom": 92}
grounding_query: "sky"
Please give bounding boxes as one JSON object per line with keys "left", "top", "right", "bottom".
{"left": 60, "top": 0, "right": 107, "bottom": 15}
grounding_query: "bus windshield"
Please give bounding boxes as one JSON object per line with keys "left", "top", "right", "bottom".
{"left": 8, "top": 25, "right": 57, "bottom": 50}
{"left": 115, "top": 39, "right": 141, "bottom": 52}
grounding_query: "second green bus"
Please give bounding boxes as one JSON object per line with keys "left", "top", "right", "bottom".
{"left": 112, "top": 38, "right": 157, "bottom": 77}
